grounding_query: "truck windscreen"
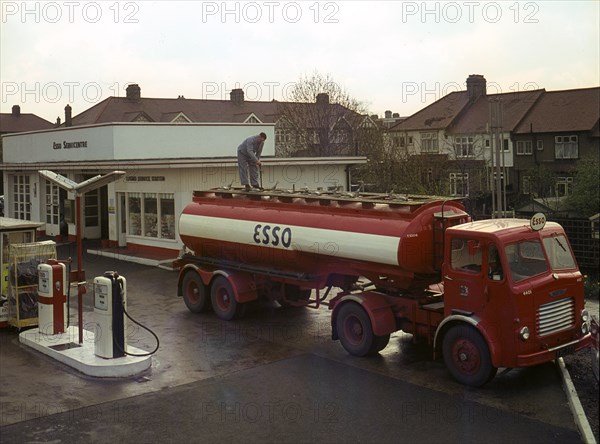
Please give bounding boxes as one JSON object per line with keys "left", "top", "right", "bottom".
{"left": 542, "top": 234, "right": 577, "bottom": 270}
{"left": 505, "top": 240, "right": 549, "bottom": 282}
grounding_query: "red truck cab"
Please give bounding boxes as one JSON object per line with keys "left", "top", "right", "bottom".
{"left": 439, "top": 216, "right": 592, "bottom": 385}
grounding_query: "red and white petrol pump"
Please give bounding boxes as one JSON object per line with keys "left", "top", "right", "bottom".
{"left": 37, "top": 260, "right": 67, "bottom": 335}
{"left": 94, "top": 271, "right": 127, "bottom": 359}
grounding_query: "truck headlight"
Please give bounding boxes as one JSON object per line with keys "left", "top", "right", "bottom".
{"left": 581, "top": 309, "right": 589, "bottom": 323}
{"left": 519, "top": 326, "right": 530, "bottom": 341}
{"left": 582, "top": 322, "right": 589, "bottom": 335}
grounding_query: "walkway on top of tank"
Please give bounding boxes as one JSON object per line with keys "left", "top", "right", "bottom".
{"left": 195, "top": 186, "right": 464, "bottom": 208}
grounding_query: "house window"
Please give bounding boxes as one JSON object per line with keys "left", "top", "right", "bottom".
{"left": 12, "top": 175, "right": 31, "bottom": 220}
{"left": 392, "top": 136, "right": 405, "bottom": 148}
{"left": 408, "top": 136, "right": 413, "bottom": 145}
{"left": 555, "top": 177, "right": 573, "bottom": 197}
{"left": 420, "top": 132, "right": 438, "bottom": 153}
{"left": 537, "top": 140, "right": 543, "bottom": 151}
{"left": 522, "top": 176, "right": 532, "bottom": 195}
{"left": 450, "top": 173, "right": 469, "bottom": 196}
{"left": 455, "top": 136, "right": 474, "bottom": 157}
{"left": 275, "top": 128, "right": 292, "bottom": 144}
{"left": 516, "top": 141, "right": 532, "bottom": 155}
{"left": 503, "top": 139, "right": 509, "bottom": 152}
{"left": 555, "top": 135, "right": 578, "bottom": 159}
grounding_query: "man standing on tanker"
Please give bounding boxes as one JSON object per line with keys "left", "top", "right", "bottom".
{"left": 237, "top": 132, "right": 266, "bottom": 191}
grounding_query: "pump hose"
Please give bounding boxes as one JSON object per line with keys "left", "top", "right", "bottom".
{"left": 112, "top": 276, "right": 160, "bottom": 357}
{"left": 119, "top": 306, "right": 160, "bottom": 357}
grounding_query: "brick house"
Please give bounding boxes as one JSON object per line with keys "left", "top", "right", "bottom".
{"left": 511, "top": 87, "right": 600, "bottom": 200}
{"left": 388, "top": 76, "right": 599, "bottom": 210}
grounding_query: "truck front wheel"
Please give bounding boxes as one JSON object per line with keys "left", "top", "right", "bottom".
{"left": 182, "top": 272, "right": 210, "bottom": 313}
{"left": 442, "top": 325, "right": 497, "bottom": 387}
{"left": 210, "top": 276, "right": 245, "bottom": 321}
{"left": 336, "top": 302, "right": 390, "bottom": 356}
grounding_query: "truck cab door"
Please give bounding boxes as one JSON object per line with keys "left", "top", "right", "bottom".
{"left": 443, "top": 237, "right": 485, "bottom": 315}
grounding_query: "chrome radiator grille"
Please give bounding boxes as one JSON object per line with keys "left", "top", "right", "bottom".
{"left": 537, "top": 298, "right": 575, "bottom": 337}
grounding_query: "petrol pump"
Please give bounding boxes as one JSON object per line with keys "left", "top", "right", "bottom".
{"left": 94, "top": 271, "right": 127, "bottom": 359}
{"left": 37, "top": 260, "right": 67, "bottom": 335}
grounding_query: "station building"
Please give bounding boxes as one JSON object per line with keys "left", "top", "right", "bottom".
{"left": 1, "top": 122, "right": 365, "bottom": 256}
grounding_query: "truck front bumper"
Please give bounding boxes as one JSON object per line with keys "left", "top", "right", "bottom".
{"left": 516, "top": 334, "right": 593, "bottom": 367}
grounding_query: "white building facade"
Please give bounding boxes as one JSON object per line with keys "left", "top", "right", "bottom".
{"left": 1, "top": 122, "right": 365, "bottom": 255}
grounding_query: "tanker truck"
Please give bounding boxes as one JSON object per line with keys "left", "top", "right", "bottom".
{"left": 175, "top": 188, "right": 592, "bottom": 386}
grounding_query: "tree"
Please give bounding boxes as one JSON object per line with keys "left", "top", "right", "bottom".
{"left": 567, "top": 154, "right": 600, "bottom": 218}
{"left": 276, "top": 72, "right": 368, "bottom": 157}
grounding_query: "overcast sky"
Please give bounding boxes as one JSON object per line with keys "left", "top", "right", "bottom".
{"left": 1, "top": 0, "right": 598, "bottom": 123}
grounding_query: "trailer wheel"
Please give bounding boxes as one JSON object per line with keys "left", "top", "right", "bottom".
{"left": 442, "top": 325, "right": 497, "bottom": 387}
{"left": 182, "top": 272, "right": 210, "bottom": 313}
{"left": 336, "top": 302, "right": 390, "bottom": 356}
{"left": 210, "top": 276, "right": 244, "bottom": 321}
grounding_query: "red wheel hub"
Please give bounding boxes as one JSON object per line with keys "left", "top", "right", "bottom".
{"left": 215, "top": 287, "right": 231, "bottom": 311}
{"left": 344, "top": 315, "right": 364, "bottom": 345}
{"left": 451, "top": 338, "right": 481, "bottom": 375}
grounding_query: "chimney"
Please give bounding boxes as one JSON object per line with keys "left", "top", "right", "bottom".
{"left": 230, "top": 88, "right": 244, "bottom": 105}
{"left": 371, "top": 114, "right": 378, "bottom": 119}
{"left": 64, "top": 104, "right": 72, "bottom": 127}
{"left": 384, "top": 110, "right": 392, "bottom": 119}
{"left": 12, "top": 105, "right": 21, "bottom": 116}
{"left": 126, "top": 83, "right": 141, "bottom": 102}
{"left": 466, "top": 74, "right": 486, "bottom": 101}
{"left": 55, "top": 116, "right": 61, "bottom": 127}
{"left": 316, "top": 93, "right": 329, "bottom": 106}
{"left": 392, "top": 113, "right": 400, "bottom": 118}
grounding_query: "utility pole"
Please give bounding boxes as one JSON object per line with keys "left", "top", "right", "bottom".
{"left": 489, "top": 99, "right": 504, "bottom": 218}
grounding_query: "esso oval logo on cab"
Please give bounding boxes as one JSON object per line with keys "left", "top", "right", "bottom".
{"left": 530, "top": 213, "right": 546, "bottom": 231}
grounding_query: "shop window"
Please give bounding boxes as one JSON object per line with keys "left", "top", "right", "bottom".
{"left": 143, "top": 194, "right": 158, "bottom": 238}
{"left": 160, "top": 194, "right": 176, "bottom": 239}
{"left": 126, "top": 193, "right": 175, "bottom": 240}
{"left": 128, "top": 194, "right": 141, "bottom": 236}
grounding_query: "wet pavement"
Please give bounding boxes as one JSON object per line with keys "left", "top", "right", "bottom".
{"left": 0, "top": 242, "right": 587, "bottom": 443}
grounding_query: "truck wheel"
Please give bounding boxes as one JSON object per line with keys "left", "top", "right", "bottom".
{"left": 182, "top": 272, "right": 210, "bottom": 313}
{"left": 210, "top": 276, "right": 244, "bottom": 321}
{"left": 442, "top": 325, "right": 497, "bottom": 387}
{"left": 336, "top": 302, "right": 390, "bottom": 356}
